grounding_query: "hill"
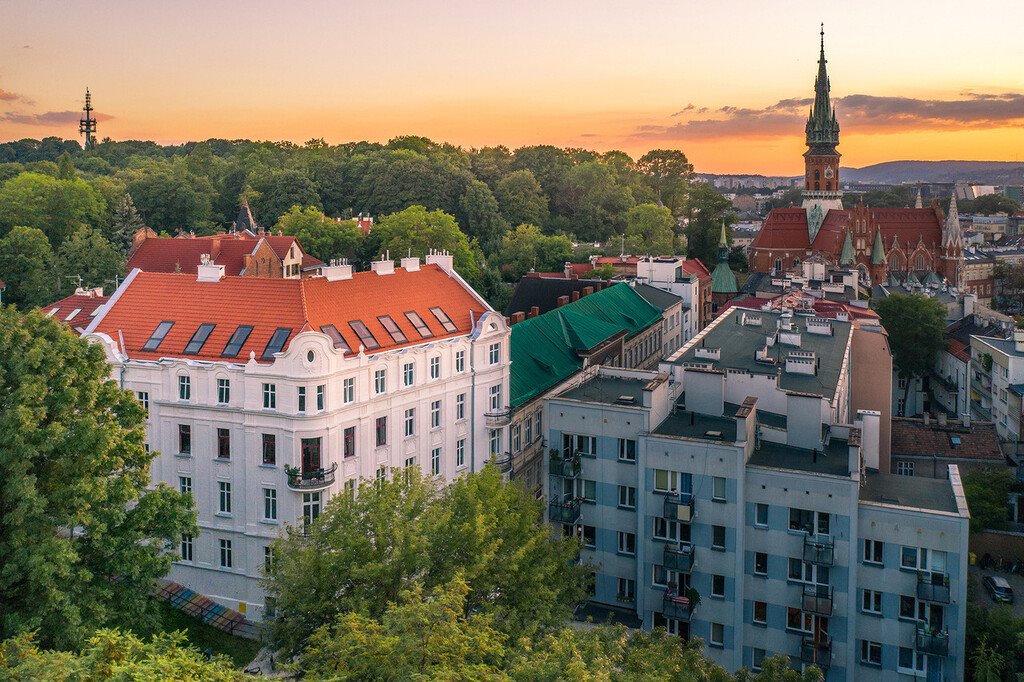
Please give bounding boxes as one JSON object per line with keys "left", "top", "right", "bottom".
{"left": 841, "top": 160, "right": 1024, "bottom": 185}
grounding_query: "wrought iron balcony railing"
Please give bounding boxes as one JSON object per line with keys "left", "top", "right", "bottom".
{"left": 286, "top": 462, "right": 337, "bottom": 490}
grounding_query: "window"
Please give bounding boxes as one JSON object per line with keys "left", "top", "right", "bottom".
{"left": 180, "top": 534, "right": 193, "bottom": 562}
{"left": 429, "top": 356, "right": 440, "bottom": 380}
{"left": 303, "top": 492, "right": 321, "bottom": 525}
{"left": 788, "top": 559, "right": 829, "bottom": 585}
{"left": 618, "top": 438, "right": 637, "bottom": 462}
{"left": 137, "top": 391, "right": 149, "bottom": 415}
{"left": 403, "top": 362, "right": 414, "bottom": 387}
{"left": 456, "top": 438, "right": 466, "bottom": 468}
{"left": 754, "top": 552, "right": 768, "bottom": 576}
{"left": 264, "top": 546, "right": 274, "bottom": 573}
{"left": 863, "top": 539, "right": 884, "bottom": 565}
{"left": 617, "top": 577, "right": 636, "bottom": 602}
{"left": 898, "top": 648, "right": 926, "bottom": 675}
{"left": 862, "top": 589, "right": 882, "bottom": 615}
{"left": 525, "top": 417, "right": 533, "bottom": 443}
{"left": 405, "top": 311, "right": 433, "bottom": 338}
{"left": 375, "top": 416, "right": 387, "bottom": 446}
{"left": 489, "top": 429, "right": 501, "bottom": 455}
{"left": 489, "top": 384, "right": 503, "bottom": 411}
{"left": 217, "top": 428, "right": 230, "bottom": 459}
{"left": 710, "top": 622, "right": 724, "bottom": 647}
{"left": 219, "top": 539, "right": 233, "bottom": 568}
{"left": 317, "top": 384, "right": 326, "bottom": 411}
{"left": 576, "top": 478, "right": 596, "bottom": 503}
{"left": 861, "top": 640, "right": 882, "bottom": 666}
{"left": 618, "top": 485, "right": 636, "bottom": 509}
{"left": 262, "top": 433, "right": 276, "bottom": 465}
{"left": 753, "top": 601, "right": 767, "bottom": 625}
{"left": 178, "top": 476, "right": 192, "bottom": 495}
{"left": 262, "top": 383, "right": 276, "bottom": 409}
{"left": 564, "top": 433, "right": 596, "bottom": 457}
{"left": 455, "top": 350, "right": 466, "bottom": 373}
{"left": 178, "top": 375, "right": 191, "bottom": 400}
{"left": 217, "top": 378, "right": 230, "bottom": 404}
{"left": 654, "top": 469, "right": 690, "bottom": 493}
{"left": 456, "top": 393, "right": 466, "bottom": 420}
{"left": 512, "top": 424, "right": 521, "bottom": 452}
{"left": 374, "top": 369, "right": 386, "bottom": 395}
{"left": 581, "top": 525, "right": 596, "bottom": 549}
{"left": 752, "top": 648, "right": 766, "bottom": 672}
{"left": 901, "top": 546, "right": 919, "bottom": 569}
{"left": 377, "top": 315, "right": 407, "bottom": 343}
{"left": 788, "top": 508, "right": 829, "bottom": 535}
{"left": 712, "top": 476, "right": 726, "bottom": 501}
{"left": 184, "top": 323, "right": 216, "bottom": 354}
{"left": 320, "top": 324, "right": 350, "bottom": 351}
{"left": 343, "top": 377, "right": 355, "bottom": 403}
{"left": 349, "top": 320, "right": 380, "bottom": 350}
{"left": 297, "top": 386, "right": 306, "bottom": 413}
{"left": 786, "top": 607, "right": 813, "bottom": 634}
{"left": 143, "top": 321, "right": 174, "bottom": 351}
{"left": 711, "top": 574, "right": 725, "bottom": 598}
{"left": 222, "top": 325, "right": 253, "bottom": 357}
{"left": 488, "top": 342, "right": 501, "bottom": 365}
{"left": 262, "top": 327, "right": 292, "bottom": 359}
{"left": 178, "top": 424, "right": 191, "bottom": 455}
{"left": 430, "top": 306, "right": 457, "bottom": 333}
{"left": 263, "top": 488, "right": 277, "bottom": 521}
{"left": 618, "top": 531, "right": 636, "bottom": 556}
{"left": 712, "top": 525, "right": 726, "bottom": 550}
{"left": 218, "top": 481, "right": 232, "bottom": 514}
{"left": 344, "top": 478, "right": 356, "bottom": 498}
{"left": 431, "top": 447, "right": 441, "bottom": 476}
{"left": 754, "top": 503, "right": 768, "bottom": 527}
{"left": 376, "top": 465, "right": 387, "bottom": 485}
{"left": 899, "top": 595, "right": 917, "bottom": 620}
{"left": 343, "top": 426, "right": 356, "bottom": 459}
{"left": 431, "top": 400, "right": 441, "bottom": 429}
{"left": 653, "top": 518, "right": 689, "bottom": 543}
{"left": 895, "top": 460, "right": 915, "bottom": 476}
{"left": 404, "top": 408, "right": 416, "bottom": 437}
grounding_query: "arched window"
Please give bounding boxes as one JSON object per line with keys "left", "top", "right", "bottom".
{"left": 825, "top": 181, "right": 832, "bottom": 190}
{"left": 774, "top": 258, "right": 783, "bottom": 272}
{"left": 915, "top": 254, "right": 926, "bottom": 270}
{"left": 815, "top": 182, "right": 820, "bottom": 190}
{"left": 814, "top": 170, "right": 821, "bottom": 180}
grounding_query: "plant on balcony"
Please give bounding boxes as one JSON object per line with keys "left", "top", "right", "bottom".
{"left": 983, "top": 353, "right": 994, "bottom": 372}
{"left": 283, "top": 464, "right": 300, "bottom": 478}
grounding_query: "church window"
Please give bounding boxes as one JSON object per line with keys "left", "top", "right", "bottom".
{"left": 915, "top": 254, "right": 925, "bottom": 270}
{"left": 815, "top": 182, "right": 820, "bottom": 191}
{"left": 774, "top": 258, "right": 783, "bottom": 272}
{"left": 825, "top": 182, "right": 832, "bottom": 191}
{"left": 814, "top": 170, "right": 820, "bottom": 180}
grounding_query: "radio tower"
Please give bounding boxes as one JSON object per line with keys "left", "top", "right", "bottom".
{"left": 79, "top": 88, "right": 97, "bottom": 150}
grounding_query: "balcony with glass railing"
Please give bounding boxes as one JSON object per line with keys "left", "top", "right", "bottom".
{"left": 801, "top": 636, "right": 832, "bottom": 671}
{"left": 549, "top": 450, "right": 582, "bottom": 479}
{"left": 548, "top": 498, "right": 581, "bottom": 524}
{"left": 801, "top": 584, "right": 833, "bottom": 617}
{"left": 663, "top": 492, "right": 695, "bottom": 523}
{"left": 662, "top": 588, "right": 697, "bottom": 622}
{"left": 916, "top": 624, "right": 949, "bottom": 656}
{"left": 663, "top": 542, "right": 695, "bottom": 572}
{"left": 803, "top": 535, "right": 834, "bottom": 566}
{"left": 917, "top": 571, "right": 951, "bottom": 604}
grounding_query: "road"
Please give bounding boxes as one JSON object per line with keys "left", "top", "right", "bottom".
{"left": 970, "top": 565, "right": 1024, "bottom": 616}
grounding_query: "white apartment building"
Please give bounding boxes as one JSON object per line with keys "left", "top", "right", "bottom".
{"left": 634, "top": 256, "right": 700, "bottom": 343}
{"left": 84, "top": 253, "right": 510, "bottom": 620}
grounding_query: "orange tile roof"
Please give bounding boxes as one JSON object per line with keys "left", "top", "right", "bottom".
{"left": 127, "top": 234, "right": 320, "bottom": 275}
{"left": 43, "top": 290, "right": 109, "bottom": 333}
{"left": 90, "top": 264, "right": 487, "bottom": 363}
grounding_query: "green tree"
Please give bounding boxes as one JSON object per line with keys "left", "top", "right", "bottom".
{"left": 683, "top": 183, "right": 735, "bottom": 267}
{"left": 276, "top": 205, "right": 363, "bottom": 263}
{"left": 637, "top": 149, "right": 693, "bottom": 214}
{"left": 962, "top": 467, "right": 1014, "bottom": 533}
{"left": 963, "top": 193, "right": 1022, "bottom": 216}
{"left": 875, "top": 293, "right": 948, "bottom": 416}
{"left": 495, "top": 170, "right": 550, "bottom": 229}
{"left": 108, "top": 194, "right": 146, "bottom": 253}
{"left": 763, "top": 187, "right": 804, "bottom": 213}
{"left": 371, "top": 205, "right": 479, "bottom": 280}
{"left": 970, "top": 639, "right": 1006, "bottom": 682}
{"left": 842, "top": 186, "right": 914, "bottom": 209}
{"left": 470, "top": 146, "right": 514, "bottom": 189}
{"left": 121, "top": 161, "right": 216, "bottom": 234}
{"left": 56, "top": 152, "right": 76, "bottom": 180}
{"left": 0, "top": 172, "right": 107, "bottom": 246}
{"left": 625, "top": 203, "right": 676, "bottom": 256}
{"left": 555, "top": 161, "right": 635, "bottom": 242}
{"left": 0, "top": 630, "right": 247, "bottom": 681}
{"left": 0, "top": 307, "right": 196, "bottom": 649}
{"left": 55, "top": 226, "right": 126, "bottom": 295}
{"left": 496, "top": 224, "right": 573, "bottom": 281}
{"left": 249, "top": 169, "right": 322, "bottom": 226}
{"left": 0, "top": 226, "right": 56, "bottom": 309}
{"left": 459, "top": 180, "right": 510, "bottom": 255}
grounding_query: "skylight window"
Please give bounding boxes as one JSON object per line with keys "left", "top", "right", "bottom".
{"left": 377, "top": 315, "right": 407, "bottom": 344}
{"left": 64, "top": 308, "right": 82, "bottom": 321}
{"left": 183, "top": 323, "right": 216, "bottom": 355}
{"left": 430, "top": 306, "right": 457, "bottom": 333}
{"left": 320, "top": 325, "right": 351, "bottom": 351}
{"left": 222, "top": 325, "right": 253, "bottom": 358}
{"left": 405, "top": 311, "right": 433, "bottom": 338}
{"left": 348, "top": 320, "right": 380, "bottom": 350}
{"left": 46, "top": 308, "right": 59, "bottom": 317}
{"left": 142, "top": 321, "right": 174, "bottom": 351}
{"left": 262, "top": 328, "right": 292, "bottom": 359}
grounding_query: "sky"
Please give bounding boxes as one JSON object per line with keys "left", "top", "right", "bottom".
{"left": 1, "top": 0, "right": 1023, "bottom": 175}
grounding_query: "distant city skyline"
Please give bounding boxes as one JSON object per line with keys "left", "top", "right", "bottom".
{"left": 1, "top": 0, "right": 1023, "bottom": 175}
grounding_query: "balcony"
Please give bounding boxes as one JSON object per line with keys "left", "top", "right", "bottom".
{"left": 917, "top": 571, "right": 951, "bottom": 604}
{"left": 916, "top": 624, "right": 949, "bottom": 656}
{"left": 492, "top": 451, "right": 512, "bottom": 473}
{"left": 801, "top": 636, "right": 832, "bottom": 671}
{"left": 549, "top": 451, "right": 582, "bottom": 479}
{"left": 662, "top": 589, "right": 696, "bottom": 622}
{"left": 802, "top": 584, "right": 834, "bottom": 616}
{"left": 549, "top": 498, "right": 581, "bottom": 524}
{"left": 663, "top": 543, "right": 695, "bottom": 572}
{"left": 663, "top": 492, "right": 695, "bottom": 523}
{"left": 484, "top": 409, "right": 511, "bottom": 428}
{"left": 285, "top": 462, "right": 337, "bottom": 491}
{"left": 803, "top": 535, "right": 834, "bottom": 566}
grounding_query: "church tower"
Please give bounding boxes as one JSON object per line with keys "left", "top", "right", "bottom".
{"left": 802, "top": 26, "right": 843, "bottom": 221}
{"left": 940, "top": 194, "right": 964, "bottom": 287}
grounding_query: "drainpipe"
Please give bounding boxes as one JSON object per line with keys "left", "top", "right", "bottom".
{"left": 469, "top": 311, "right": 477, "bottom": 472}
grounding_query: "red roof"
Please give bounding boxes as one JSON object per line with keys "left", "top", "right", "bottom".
{"left": 751, "top": 206, "right": 944, "bottom": 252}
{"left": 43, "top": 289, "right": 109, "bottom": 333}
{"left": 127, "top": 234, "right": 321, "bottom": 276}
{"left": 680, "top": 259, "right": 712, "bottom": 283}
{"left": 90, "top": 264, "right": 487, "bottom": 363}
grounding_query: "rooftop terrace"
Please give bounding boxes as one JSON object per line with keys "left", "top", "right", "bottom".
{"left": 859, "top": 471, "right": 960, "bottom": 514}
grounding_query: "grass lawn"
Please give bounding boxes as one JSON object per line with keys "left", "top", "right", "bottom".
{"left": 153, "top": 600, "right": 262, "bottom": 668}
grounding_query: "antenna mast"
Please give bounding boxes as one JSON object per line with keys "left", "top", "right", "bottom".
{"left": 79, "top": 88, "right": 97, "bottom": 150}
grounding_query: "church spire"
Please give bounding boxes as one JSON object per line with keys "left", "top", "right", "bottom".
{"left": 915, "top": 187, "right": 923, "bottom": 209}
{"left": 943, "top": 193, "right": 962, "bottom": 249}
{"left": 805, "top": 24, "right": 840, "bottom": 154}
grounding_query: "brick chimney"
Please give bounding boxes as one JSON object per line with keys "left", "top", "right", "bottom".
{"left": 571, "top": 291, "right": 580, "bottom": 302}
{"left": 511, "top": 311, "right": 525, "bottom": 325}
{"left": 582, "top": 286, "right": 594, "bottom": 296}
{"left": 529, "top": 306, "right": 540, "bottom": 318}
{"left": 556, "top": 296, "right": 569, "bottom": 308}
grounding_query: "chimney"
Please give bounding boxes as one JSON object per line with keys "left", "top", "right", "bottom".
{"left": 401, "top": 256, "right": 420, "bottom": 272}
{"left": 511, "top": 311, "right": 526, "bottom": 325}
{"left": 556, "top": 295, "right": 569, "bottom": 308}
{"left": 961, "top": 412, "right": 971, "bottom": 428}
{"left": 425, "top": 249, "right": 454, "bottom": 273}
{"left": 371, "top": 251, "right": 395, "bottom": 276}
{"left": 582, "top": 286, "right": 594, "bottom": 296}
{"left": 322, "top": 259, "right": 354, "bottom": 281}
{"left": 923, "top": 413, "right": 930, "bottom": 426}
{"left": 529, "top": 306, "right": 540, "bottom": 318}
{"left": 1015, "top": 328, "right": 1024, "bottom": 353}
{"left": 571, "top": 291, "right": 580, "bottom": 302}
{"left": 937, "top": 412, "right": 947, "bottom": 427}
{"left": 196, "top": 253, "right": 225, "bottom": 282}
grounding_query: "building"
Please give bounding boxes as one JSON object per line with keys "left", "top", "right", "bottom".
{"left": 749, "top": 32, "right": 965, "bottom": 288}
{"left": 933, "top": 308, "right": 1011, "bottom": 418}
{"left": 634, "top": 256, "right": 701, "bottom": 343}
{"left": 970, "top": 330, "right": 1024, "bottom": 441}
{"left": 83, "top": 252, "right": 510, "bottom": 620}
{"left": 505, "top": 275, "right": 613, "bottom": 318}
{"left": 543, "top": 308, "right": 969, "bottom": 680}
{"left": 632, "top": 283, "right": 685, "bottom": 360}
{"left": 711, "top": 223, "right": 739, "bottom": 313}
{"left": 891, "top": 416, "right": 1003, "bottom": 478}
{"left": 42, "top": 287, "right": 109, "bottom": 333}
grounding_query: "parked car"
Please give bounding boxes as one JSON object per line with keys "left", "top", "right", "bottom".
{"left": 984, "top": 575, "right": 1015, "bottom": 604}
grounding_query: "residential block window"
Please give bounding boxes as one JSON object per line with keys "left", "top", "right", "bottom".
{"left": 899, "top": 595, "right": 918, "bottom": 620}
{"left": 489, "top": 384, "right": 502, "bottom": 411}
{"left": 376, "top": 416, "right": 388, "bottom": 447}
{"left": 218, "top": 481, "right": 232, "bottom": 514}
{"left": 219, "top": 539, "right": 233, "bottom": 568}
{"left": 712, "top": 476, "right": 726, "bottom": 501}
{"left": 303, "top": 492, "right": 322, "bottom": 525}
{"left": 752, "top": 601, "right": 767, "bottom": 625}
{"left": 581, "top": 525, "right": 596, "bottom": 549}
{"left": 617, "top": 577, "right": 636, "bottom": 602}
{"left": 895, "top": 460, "right": 915, "bottom": 476}
{"left": 752, "top": 648, "right": 766, "bottom": 671}
{"left": 618, "top": 485, "right": 636, "bottom": 509}
{"left": 862, "top": 589, "right": 882, "bottom": 615}
{"left": 788, "top": 558, "right": 830, "bottom": 584}
{"left": 374, "top": 369, "right": 386, "bottom": 395}
{"left": 576, "top": 478, "right": 596, "bottom": 503}
{"left": 403, "top": 362, "right": 414, "bottom": 387}
{"left": 712, "top": 525, "right": 726, "bottom": 550}
{"left": 217, "top": 379, "right": 230, "bottom": 404}
{"left": 262, "top": 433, "right": 276, "bottom": 465}
{"left": 178, "top": 476, "right": 192, "bottom": 496}
{"left": 898, "top": 648, "right": 925, "bottom": 675}
{"left": 456, "top": 438, "right": 466, "bottom": 468}
{"left": 864, "top": 539, "right": 884, "bottom": 565}
{"left": 178, "top": 375, "right": 191, "bottom": 400}
{"left": 861, "top": 640, "right": 882, "bottom": 666}
{"left": 488, "top": 342, "right": 501, "bottom": 365}
{"left": 343, "top": 377, "right": 355, "bottom": 403}
{"left": 263, "top": 488, "right": 277, "bottom": 521}
{"left": 564, "top": 433, "right": 596, "bottom": 457}
{"left": 653, "top": 468, "right": 690, "bottom": 493}
{"left": 178, "top": 424, "right": 191, "bottom": 455}
{"left": 137, "top": 391, "right": 149, "bottom": 415}
{"left": 180, "top": 534, "right": 193, "bottom": 562}
{"left": 431, "top": 447, "right": 441, "bottom": 476}
{"left": 216, "top": 428, "right": 230, "bottom": 459}
{"left": 710, "top": 622, "right": 724, "bottom": 647}
{"left": 297, "top": 386, "right": 306, "bottom": 413}
{"left": 456, "top": 393, "right": 466, "bottom": 420}
{"left": 617, "top": 531, "right": 636, "bottom": 556}
{"left": 316, "top": 384, "right": 326, "bottom": 411}
{"left": 455, "top": 350, "right": 465, "bottom": 373}
{"left": 431, "top": 400, "right": 441, "bottom": 429}
{"left": 343, "top": 426, "right": 356, "bottom": 459}
{"left": 789, "top": 507, "right": 830, "bottom": 535}
{"left": 429, "top": 356, "right": 440, "bottom": 380}
{"left": 754, "top": 552, "right": 768, "bottom": 576}
{"left": 653, "top": 518, "right": 689, "bottom": 543}
{"left": 618, "top": 438, "right": 637, "bottom": 462}
{"left": 404, "top": 408, "right": 416, "bottom": 437}
{"left": 262, "top": 383, "right": 276, "bottom": 409}
{"left": 755, "top": 503, "right": 769, "bottom": 527}
{"left": 711, "top": 574, "right": 725, "bottom": 597}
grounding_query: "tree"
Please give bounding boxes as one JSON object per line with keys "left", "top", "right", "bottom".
{"left": 0, "top": 630, "right": 247, "bottom": 681}
{"left": 265, "top": 466, "right": 586, "bottom": 655}
{"left": 962, "top": 193, "right": 1021, "bottom": 216}
{"left": 875, "top": 293, "right": 948, "bottom": 416}
{"left": 495, "top": 170, "right": 550, "bottom": 229}
{"left": 371, "top": 205, "right": 479, "bottom": 280}
{"left": 0, "top": 307, "right": 196, "bottom": 649}
{"left": 625, "top": 203, "right": 676, "bottom": 256}
{"left": 495, "top": 224, "right": 573, "bottom": 281}
{"left": 637, "top": 149, "right": 693, "bottom": 214}
{"left": 970, "top": 639, "right": 1006, "bottom": 682}
{"left": 459, "top": 180, "right": 509, "bottom": 255}
{"left": 276, "top": 205, "right": 362, "bottom": 263}
{"left": 249, "top": 169, "right": 322, "bottom": 226}
{"left": 108, "top": 194, "right": 146, "bottom": 253}
{"left": 470, "top": 146, "right": 514, "bottom": 189}
{"left": 763, "top": 187, "right": 803, "bottom": 213}
{"left": 0, "top": 226, "right": 56, "bottom": 309}
{"left": 683, "top": 183, "right": 735, "bottom": 267}
{"left": 56, "top": 152, "right": 76, "bottom": 180}
{"left": 55, "top": 227, "right": 126, "bottom": 296}
{"left": 0, "top": 172, "right": 107, "bottom": 246}
{"left": 962, "top": 467, "right": 1014, "bottom": 533}
{"left": 121, "top": 161, "right": 216, "bottom": 234}
{"left": 842, "top": 187, "right": 913, "bottom": 209}
{"left": 554, "top": 161, "right": 635, "bottom": 242}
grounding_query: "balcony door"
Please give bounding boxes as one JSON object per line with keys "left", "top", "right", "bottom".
{"left": 301, "top": 437, "right": 322, "bottom": 474}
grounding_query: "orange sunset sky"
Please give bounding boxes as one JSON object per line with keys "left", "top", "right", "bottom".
{"left": 1, "top": 0, "right": 1023, "bottom": 175}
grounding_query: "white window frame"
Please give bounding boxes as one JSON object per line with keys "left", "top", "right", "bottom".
{"left": 178, "top": 375, "right": 191, "bottom": 401}
{"left": 218, "top": 481, "right": 232, "bottom": 514}
{"left": 429, "top": 356, "right": 440, "bottom": 380}
{"left": 216, "top": 379, "right": 230, "bottom": 405}
{"left": 618, "top": 485, "right": 636, "bottom": 509}
{"left": 263, "top": 487, "right": 277, "bottom": 521}
{"left": 617, "top": 531, "right": 636, "bottom": 556}
{"left": 262, "top": 383, "right": 276, "bottom": 409}
{"left": 343, "top": 377, "right": 355, "bottom": 404}
{"left": 374, "top": 369, "right": 386, "bottom": 395}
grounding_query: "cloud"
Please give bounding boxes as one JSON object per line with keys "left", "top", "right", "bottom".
{"left": 633, "top": 92, "right": 1024, "bottom": 142}
{"left": 0, "top": 88, "right": 25, "bottom": 102}
{"left": 1, "top": 109, "right": 114, "bottom": 126}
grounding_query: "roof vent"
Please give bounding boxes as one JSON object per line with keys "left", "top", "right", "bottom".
{"left": 614, "top": 395, "right": 638, "bottom": 405}
{"left": 323, "top": 259, "right": 354, "bottom": 281}
{"left": 805, "top": 317, "right": 833, "bottom": 336}
{"left": 371, "top": 251, "right": 395, "bottom": 276}
{"left": 694, "top": 347, "right": 721, "bottom": 361}
{"left": 197, "top": 253, "right": 225, "bottom": 282}
{"left": 425, "top": 249, "right": 454, "bottom": 274}
{"left": 704, "top": 430, "right": 723, "bottom": 440}
{"left": 401, "top": 256, "right": 421, "bottom": 272}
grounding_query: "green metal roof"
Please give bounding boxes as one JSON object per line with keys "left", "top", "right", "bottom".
{"left": 871, "top": 228, "right": 886, "bottom": 265}
{"left": 839, "top": 231, "right": 854, "bottom": 265}
{"left": 510, "top": 283, "right": 662, "bottom": 407}
{"left": 711, "top": 261, "right": 738, "bottom": 294}
{"left": 923, "top": 271, "right": 943, "bottom": 286}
